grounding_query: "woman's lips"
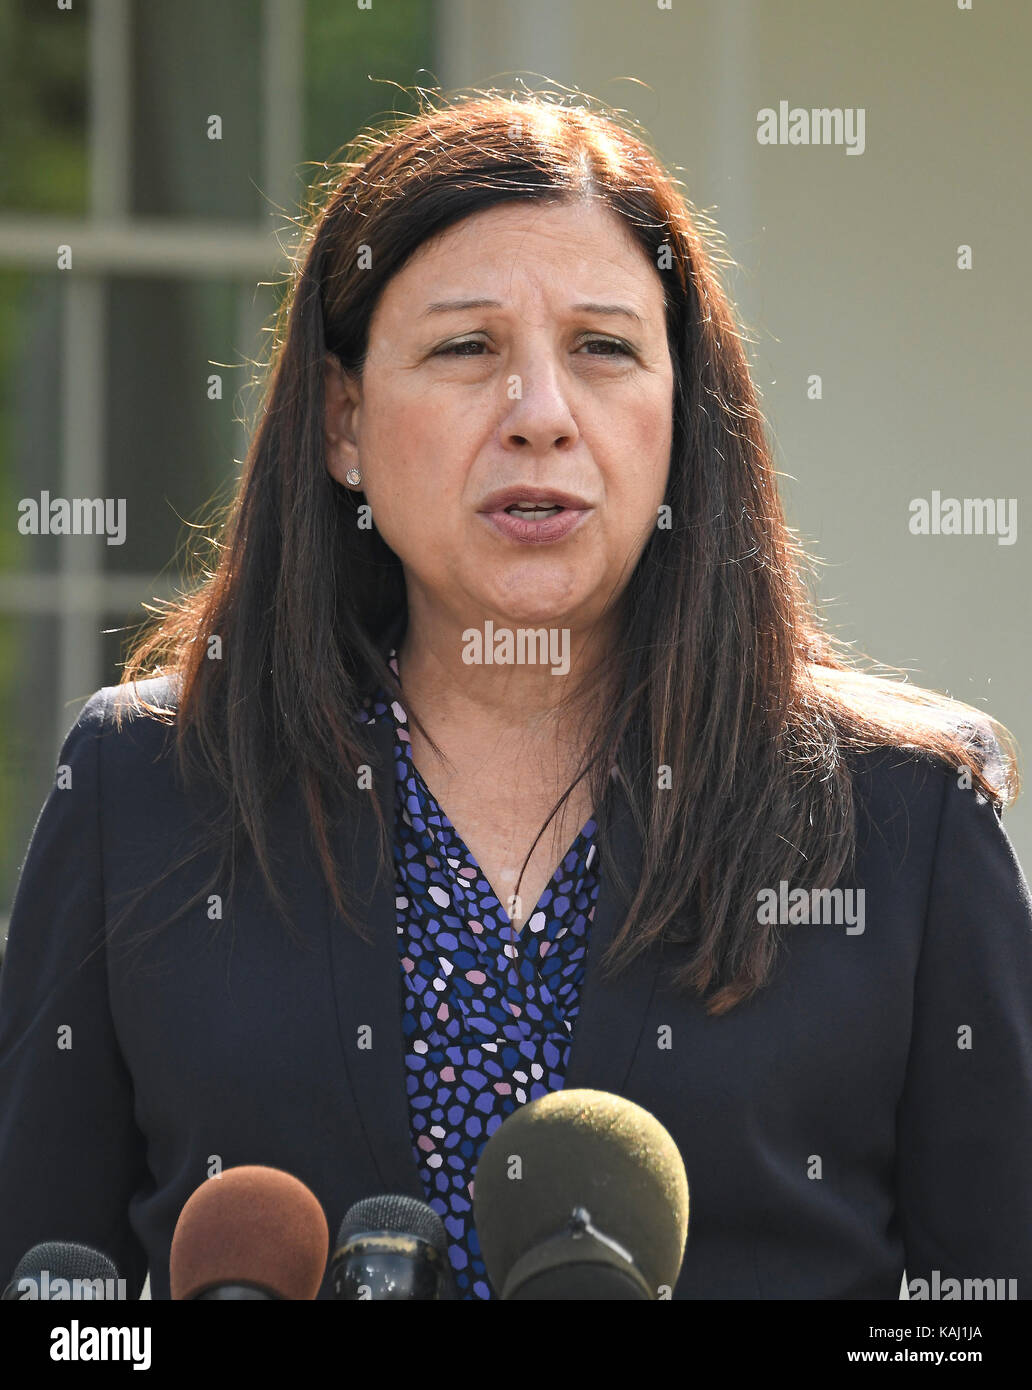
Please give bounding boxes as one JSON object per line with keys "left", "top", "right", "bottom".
{"left": 479, "top": 506, "right": 592, "bottom": 544}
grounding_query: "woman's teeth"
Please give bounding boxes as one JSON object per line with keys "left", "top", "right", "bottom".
{"left": 505, "top": 504, "right": 563, "bottom": 519}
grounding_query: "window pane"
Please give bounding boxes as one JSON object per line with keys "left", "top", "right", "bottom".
{"left": 304, "top": 0, "right": 437, "bottom": 161}
{"left": 130, "top": 0, "right": 263, "bottom": 221}
{"left": 0, "top": 614, "right": 62, "bottom": 928}
{"left": 0, "top": 1, "right": 88, "bottom": 216}
{"left": 103, "top": 275, "right": 275, "bottom": 577}
{"left": 1, "top": 270, "right": 65, "bottom": 577}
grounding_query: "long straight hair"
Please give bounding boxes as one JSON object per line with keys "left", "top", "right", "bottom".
{"left": 115, "top": 90, "right": 1019, "bottom": 1014}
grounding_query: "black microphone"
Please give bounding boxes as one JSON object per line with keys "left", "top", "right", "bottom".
{"left": 2, "top": 1241, "right": 122, "bottom": 1300}
{"left": 331, "top": 1195, "right": 455, "bottom": 1300}
{"left": 473, "top": 1088, "right": 690, "bottom": 1299}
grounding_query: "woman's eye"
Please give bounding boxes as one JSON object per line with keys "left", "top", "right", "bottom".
{"left": 436, "top": 339, "right": 486, "bottom": 356}
{"left": 434, "top": 337, "right": 632, "bottom": 357}
{"left": 580, "top": 337, "right": 632, "bottom": 356}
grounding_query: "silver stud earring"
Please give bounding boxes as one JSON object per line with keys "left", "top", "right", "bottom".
{"left": 345, "top": 467, "right": 362, "bottom": 487}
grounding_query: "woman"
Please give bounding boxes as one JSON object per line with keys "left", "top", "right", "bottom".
{"left": 1, "top": 90, "right": 1030, "bottom": 1302}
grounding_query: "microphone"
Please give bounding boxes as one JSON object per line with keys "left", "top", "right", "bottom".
{"left": 331, "top": 1194, "right": 454, "bottom": 1300}
{"left": 2, "top": 1241, "right": 121, "bottom": 1300}
{"left": 169, "top": 1165, "right": 329, "bottom": 1300}
{"left": 473, "top": 1088, "right": 690, "bottom": 1299}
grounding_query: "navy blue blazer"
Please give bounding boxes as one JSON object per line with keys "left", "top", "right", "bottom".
{"left": 2, "top": 665, "right": 1032, "bottom": 1301}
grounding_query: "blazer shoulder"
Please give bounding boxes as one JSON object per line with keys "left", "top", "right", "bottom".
{"left": 847, "top": 741, "right": 949, "bottom": 815}
{"left": 846, "top": 735, "right": 1012, "bottom": 884}
{"left": 845, "top": 743, "right": 957, "bottom": 871}
{"left": 58, "top": 675, "right": 183, "bottom": 788}
{"left": 847, "top": 726, "right": 1007, "bottom": 813}
{"left": 106, "top": 672, "right": 181, "bottom": 722}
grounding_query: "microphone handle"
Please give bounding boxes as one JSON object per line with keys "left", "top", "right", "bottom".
{"left": 332, "top": 1243, "right": 450, "bottom": 1300}
{"left": 193, "top": 1284, "right": 277, "bottom": 1300}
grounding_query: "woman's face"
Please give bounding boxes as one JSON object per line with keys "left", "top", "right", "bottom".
{"left": 324, "top": 198, "right": 674, "bottom": 633}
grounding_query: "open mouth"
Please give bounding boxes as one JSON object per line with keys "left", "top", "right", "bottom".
{"left": 504, "top": 504, "right": 564, "bottom": 520}
{"left": 480, "top": 499, "right": 590, "bottom": 545}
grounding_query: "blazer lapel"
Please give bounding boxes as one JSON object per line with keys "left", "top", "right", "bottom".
{"left": 326, "top": 709, "right": 425, "bottom": 1198}
{"left": 564, "top": 771, "right": 664, "bottom": 1094}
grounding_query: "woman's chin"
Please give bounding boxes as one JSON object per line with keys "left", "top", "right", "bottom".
{"left": 471, "top": 564, "right": 602, "bottom": 623}
{"left": 467, "top": 608, "right": 574, "bottom": 633}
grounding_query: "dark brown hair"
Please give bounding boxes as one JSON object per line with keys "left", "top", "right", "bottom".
{"left": 114, "top": 88, "right": 1019, "bottom": 1014}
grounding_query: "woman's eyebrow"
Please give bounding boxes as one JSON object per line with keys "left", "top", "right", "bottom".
{"left": 570, "top": 301, "right": 644, "bottom": 324}
{"left": 421, "top": 297, "right": 645, "bottom": 324}
{"left": 422, "top": 297, "right": 503, "bottom": 316}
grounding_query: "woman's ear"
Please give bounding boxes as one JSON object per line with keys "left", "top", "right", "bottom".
{"left": 323, "top": 353, "right": 361, "bottom": 484}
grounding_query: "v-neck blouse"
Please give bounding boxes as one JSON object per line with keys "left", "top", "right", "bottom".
{"left": 355, "top": 651, "right": 601, "bottom": 1299}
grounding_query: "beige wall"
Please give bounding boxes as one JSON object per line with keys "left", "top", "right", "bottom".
{"left": 436, "top": 0, "right": 1031, "bottom": 864}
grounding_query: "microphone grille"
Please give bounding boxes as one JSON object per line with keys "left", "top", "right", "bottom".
{"left": 12, "top": 1241, "right": 117, "bottom": 1284}
{"left": 337, "top": 1195, "right": 448, "bottom": 1253}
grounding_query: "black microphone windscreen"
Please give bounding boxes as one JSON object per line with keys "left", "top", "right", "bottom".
{"left": 3, "top": 1241, "right": 120, "bottom": 1299}
{"left": 336, "top": 1194, "right": 447, "bottom": 1252}
{"left": 11, "top": 1241, "right": 118, "bottom": 1286}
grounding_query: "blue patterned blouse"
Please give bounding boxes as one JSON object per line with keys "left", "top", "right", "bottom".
{"left": 356, "top": 649, "right": 601, "bottom": 1299}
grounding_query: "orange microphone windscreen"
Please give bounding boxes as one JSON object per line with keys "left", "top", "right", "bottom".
{"left": 169, "top": 1165, "right": 329, "bottom": 1300}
